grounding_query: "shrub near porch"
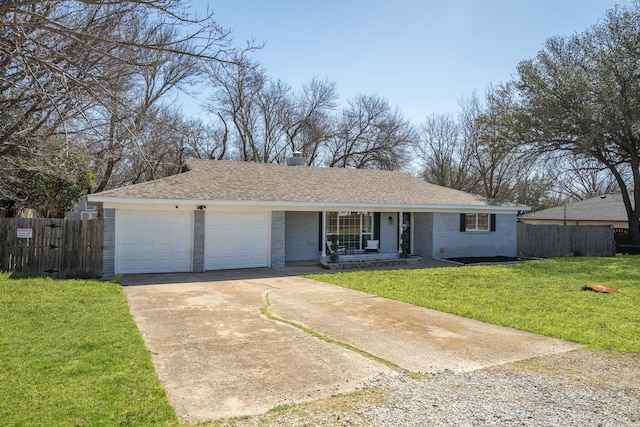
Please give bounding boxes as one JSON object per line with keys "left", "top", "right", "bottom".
{"left": 306, "top": 257, "right": 640, "bottom": 353}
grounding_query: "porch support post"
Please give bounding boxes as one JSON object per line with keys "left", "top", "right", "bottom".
{"left": 410, "top": 212, "right": 414, "bottom": 255}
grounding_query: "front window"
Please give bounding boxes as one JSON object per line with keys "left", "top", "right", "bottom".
{"left": 466, "top": 213, "right": 489, "bottom": 231}
{"left": 327, "top": 211, "right": 373, "bottom": 251}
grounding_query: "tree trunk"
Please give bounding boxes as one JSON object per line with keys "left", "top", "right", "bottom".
{"left": 95, "top": 156, "right": 117, "bottom": 193}
{"left": 626, "top": 209, "right": 640, "bottom": 248}
{"left": 628, "top": 157, "right": 640, "bottom": 247}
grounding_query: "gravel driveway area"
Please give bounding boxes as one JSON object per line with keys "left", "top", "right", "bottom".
{"left": 221, "top": 350, "right": 640, "bottom": 426}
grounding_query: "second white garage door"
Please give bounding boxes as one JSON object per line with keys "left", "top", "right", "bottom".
{"left": 205, "top": 212, "right": 269, "bottom": 270}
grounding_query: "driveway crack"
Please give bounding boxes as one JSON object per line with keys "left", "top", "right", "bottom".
{"left": 260, "top": 292, "right": 425, "bottom": 379}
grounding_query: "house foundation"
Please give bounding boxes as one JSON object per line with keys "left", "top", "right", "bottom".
{"left": 320, "top": 255, "right": 423, "bottom": 270}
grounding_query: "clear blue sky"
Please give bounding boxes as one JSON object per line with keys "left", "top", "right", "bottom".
{"left": 188, "top": 0, "right": 634, "bottom": 124}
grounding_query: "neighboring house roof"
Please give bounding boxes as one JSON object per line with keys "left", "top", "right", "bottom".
{"left": 88, "top": 160, "right": 526, "bottom": 211}
{"left": 519, "top": 193, "right": 629, "bottom": 222}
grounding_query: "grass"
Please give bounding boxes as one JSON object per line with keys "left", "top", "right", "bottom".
{"left": 0, "top": 272, "right": 179, "bottom": 427}
{"left": 2, "top": 256, "right": 638, "bottom": 425}
{"left": 305, "top": 256, "right": 640, "bottom": 353}
{"left": 201, "top": 387, "right": 386, "bottom": 427}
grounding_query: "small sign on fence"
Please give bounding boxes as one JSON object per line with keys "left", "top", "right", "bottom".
{"left": 2, "top": 218, "right": 103, "bottom": 278}
{"left": 16, "top": 228, "right": 33, "bottom": 239}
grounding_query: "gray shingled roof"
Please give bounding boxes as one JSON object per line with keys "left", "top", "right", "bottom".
{"left": 90, "top": 160, "right": 518, "bottom": 208}
{"left": 519, "top": 194, "right": 629, "bottom": 221}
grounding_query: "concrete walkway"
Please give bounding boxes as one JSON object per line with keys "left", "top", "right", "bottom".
{"left": 121, "top": 268, "right": 581, "bottom": 422}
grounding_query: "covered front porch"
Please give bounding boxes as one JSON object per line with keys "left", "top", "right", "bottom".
{"left": 283, "top": 210, "right": 421, "bottom": 267}
{"left": 320, "top": 210, "right": 412, "bottom": 259}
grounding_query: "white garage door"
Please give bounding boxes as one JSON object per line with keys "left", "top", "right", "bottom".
{"left": 205, "top": 212, "right": 269, "bottom": 270}
{"left": 116, "top": 210, "right": 192, "bottom": 274}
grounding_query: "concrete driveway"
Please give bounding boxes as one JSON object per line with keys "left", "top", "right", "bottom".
{"left": 121, "top": 269, "right": 581, "bottom": 422}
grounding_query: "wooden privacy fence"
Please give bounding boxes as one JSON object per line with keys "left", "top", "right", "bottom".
{"left": 0, "top": 218, "right": 103, "bottom": 278}
{"left": 517, "top": 223, "right": 615, "bottom": 258}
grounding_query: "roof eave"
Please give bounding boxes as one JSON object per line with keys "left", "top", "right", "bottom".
{"left": 86, "top": 195, "right": 529, "bottom": 212}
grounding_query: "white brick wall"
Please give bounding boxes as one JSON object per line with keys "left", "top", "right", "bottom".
{"left": 100, "top": 208, "right": 116, "bottom": 279}
{"left": 192, "top": 210, "right": 205, "bottom": 272}
{"left": 271, "top": 211, "right": 286, "bottom": 268}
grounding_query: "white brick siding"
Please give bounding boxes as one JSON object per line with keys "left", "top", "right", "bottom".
{"left": 193, "top": 210, "right": 205, "bottom": 272}
{"left": 271, "top": 211, "right": 286, "bottom": 268}
{"left": 100, "top": 208, "right": 116, "bottom": 279}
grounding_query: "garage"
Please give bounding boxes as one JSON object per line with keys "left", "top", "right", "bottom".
{"left": 116, "top": 210, "right": 193, "bottom": 274}
{"left": 205, "top": 212, "right": 269, "bottom": 270}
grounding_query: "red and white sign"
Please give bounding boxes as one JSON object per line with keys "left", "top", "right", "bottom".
{"left": 17, "top": 228, "right": 33, "bottom": 238}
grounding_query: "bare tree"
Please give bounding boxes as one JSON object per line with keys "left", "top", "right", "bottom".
{"left": 206, "top": 53, "right": 272, "bottom": 162}
{"left": 255, "top": 79, "right": 292, "bottom": 163}
{"left": 475, "top": 88, "right": 539, "bottom": 201}
{"left": 418, "top": 91, "right": 544, "bottom": 203}
{"left": 283, "top": 77, "right": 338, "bottom": 165}
{"left": 510, "top": 171, "right": 559, "bottom": 210}
{"left": 550, "top": 155, "right": 626, "bottom": 201}
{"left": 1, "top": 0, "right": 240, "bottom": 207}
{"left": 206, "top": 54, "right": 413, "bottom": 171}
{"left": 182, "top": 117, "right": 229, "bottom": 161}
{"left": 417, "top": 113, "right": 478, "bottom": 191}
{"left": 326, "top": 94, "right": 415, "bottom": 170}
{"left": 206, "top": 54, "right": 340, "bottom": 165}
{"left": 86, "top": 32, "right": 203, "bottom": 192}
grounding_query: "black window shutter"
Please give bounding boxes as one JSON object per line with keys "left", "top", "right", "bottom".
{"left": 374, "top": 212, "right": 380, "bottom": 240}
{"left": 318, "top": 212, "right": 323, "bottom": 251}
{"left": 490, "top": 214, "right": 497, "bottom": 232}
{"left": 460, "top": 213, "right": 466, "bottom": 232}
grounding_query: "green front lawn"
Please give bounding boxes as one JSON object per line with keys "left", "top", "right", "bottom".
{"left": 0, "top": 272, "right": 178, "bottom": 426}
{"left": 306, "top": 256, "right": 640, "bottom": 353}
